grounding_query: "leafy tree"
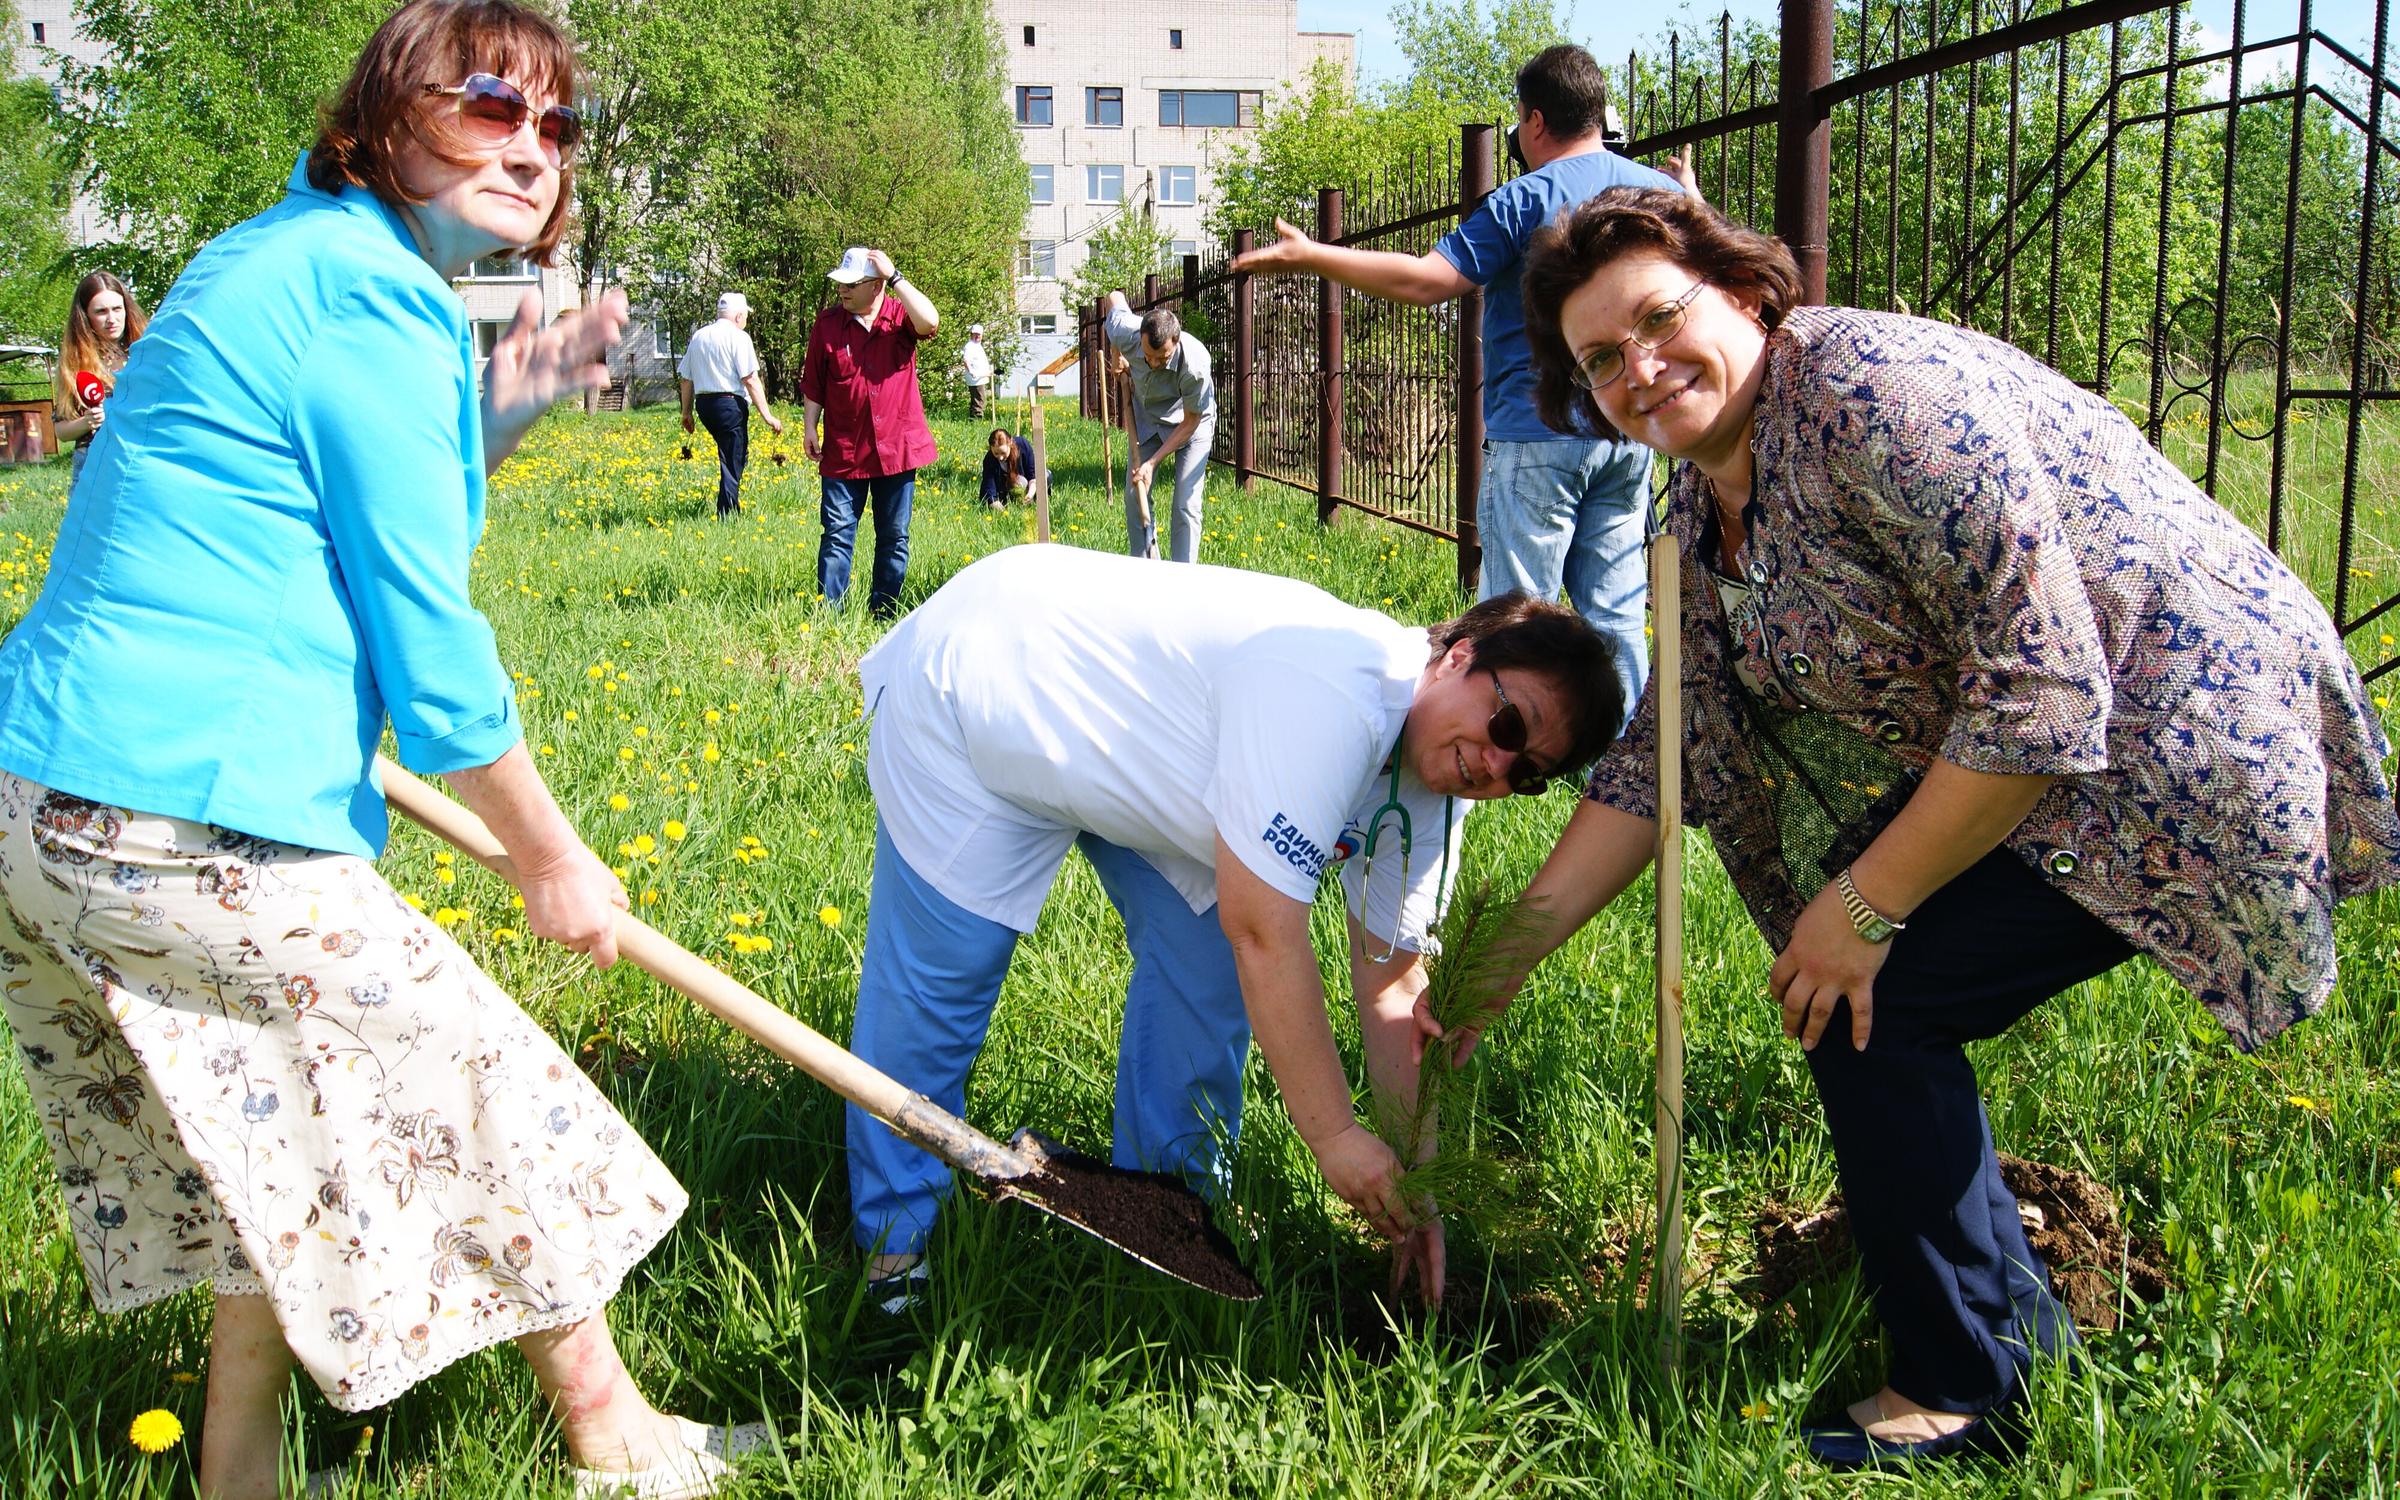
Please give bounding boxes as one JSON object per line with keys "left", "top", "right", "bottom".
{"left": 0, "top": 0, "right": 71, "bottom": 346}
{"left": 50, "top": 0, "right": 387, "bottom": 292}
{"left": 659, "top": 0, "right": 1027, "bottom": 396}
{"left": 1061, "top": 205, "right": 1173, "bottom": 317}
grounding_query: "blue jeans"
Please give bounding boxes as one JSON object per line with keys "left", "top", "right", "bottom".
{"left": 1478, "top": 437, "right": 1653, "bottom": 725}
{"left": 693, "top": 393, "right": 748, "bottom": 516}
{"left": 846, "top": 824, "right": 1251, "bottom": 1259}
{"left": 1805, "top": 850, "right": 2133, "bottom": 1413}
{"left": 819, "top": 470, "right": 915, "bottom": 618}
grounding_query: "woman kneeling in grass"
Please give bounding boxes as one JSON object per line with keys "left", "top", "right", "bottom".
{"left": 0, "top": 3, "right": 764, "bottom": 1495}
{"left": 1458, "top": 186, "right": 2400, "bottom": 1469}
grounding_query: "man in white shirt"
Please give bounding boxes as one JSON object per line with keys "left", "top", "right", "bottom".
{"left": 960, "top": 323, "right": 994, "bottom": 417}
{"left": 1103, "top": 291, "right": 1216, "bottom": 562}
{"left": 678, "top": 291, "right": 785, "bottom": 519}
{"left": 845, "top": 545, "right": 1625, "bottom": 1309}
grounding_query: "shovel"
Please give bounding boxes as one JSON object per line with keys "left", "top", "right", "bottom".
{"left": 377, "top": 757, "right": 1260, "bottom": 1301}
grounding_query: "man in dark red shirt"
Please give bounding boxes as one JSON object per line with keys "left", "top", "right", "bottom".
{"left": 802, "top": 246, "right": 942, "bottom": 617}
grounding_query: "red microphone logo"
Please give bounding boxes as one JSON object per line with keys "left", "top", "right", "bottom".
{"left": 74, "top": 370, "right": 108, "bottom": 408}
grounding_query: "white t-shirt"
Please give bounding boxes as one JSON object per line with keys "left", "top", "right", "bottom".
{"left": 860, "top": 546, "right": 1466, "bottom": 947}
{"left": 676, "top": 318, "right": 759, "bottom": 395}
{"left": 961, "top": 339, "right": 993, "bottom": 385}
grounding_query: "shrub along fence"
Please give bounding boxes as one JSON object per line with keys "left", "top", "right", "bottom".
{"left": 1080, "top": 0, "right": 2400, "bottom": 685}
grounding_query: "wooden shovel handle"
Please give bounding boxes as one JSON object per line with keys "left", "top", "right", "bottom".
{"left": 375, "top": 756, "right": 1028, "bottom": 1180}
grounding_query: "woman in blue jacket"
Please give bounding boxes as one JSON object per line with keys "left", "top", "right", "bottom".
{"left": 0, "top": 3, "right": 759, "bottom": 1495}
{"left": 978, "top": 424, "right": 1036, "bottom": 509}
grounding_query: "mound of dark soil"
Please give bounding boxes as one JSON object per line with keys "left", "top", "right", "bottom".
{"left": 1749, "top": 1154, "right": 2172, "bottom": 1330}
{"left": 1002, "top": 1141, "right": 1262, "bottom": 1301}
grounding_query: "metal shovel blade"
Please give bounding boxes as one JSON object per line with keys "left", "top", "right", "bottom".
{"left": 978, "top": 1129, "right": 1263, "bottom": 1301}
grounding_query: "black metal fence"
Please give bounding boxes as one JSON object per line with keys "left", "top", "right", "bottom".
{"left": 1083, "top": 0, "right": 2400, "bottom": 682}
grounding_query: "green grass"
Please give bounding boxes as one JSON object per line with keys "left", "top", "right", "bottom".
{"left": 2, "top": 397, "right": 2398, "bottom": 1497}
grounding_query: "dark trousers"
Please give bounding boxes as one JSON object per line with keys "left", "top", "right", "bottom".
{"left": 694, "top": 393, "right": 748, "bottom": 516}
{"left": 1804, "top": 849, "right": 2134, "bottom": 1415}
{"left": 819, "top": 470, "right": 916, "bottom": 618}
{"left": 967, "top": 383, "right": 990, "bottom": 418}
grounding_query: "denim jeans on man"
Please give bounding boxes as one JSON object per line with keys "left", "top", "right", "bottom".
{"left": 846, "top": 823, "right": 1249, "bottom": 1259}
{"left": 1126, "top": 418, "right": 1215, "bottom": 563}
{"left": 819, "top": 470, "right": 916, "bottom": 617}
{"left": 694, "top": 392, "right": 748, "bottom": 517}
{"left": 1479, "top": 436, "right": 1652, "bottom": 722}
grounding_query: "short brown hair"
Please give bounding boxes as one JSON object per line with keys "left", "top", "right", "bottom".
{"left": 1522, "top": 187, "right": 1803, "bottom": 440}
{"left": 308, "top": 0, "right": 580, "bottom": 264}
{"left": 1432, "top": 591, "right": 1626, "bottom": 777}
{"left": 1515, "top": 44, "right": 1610, "bottom": 142}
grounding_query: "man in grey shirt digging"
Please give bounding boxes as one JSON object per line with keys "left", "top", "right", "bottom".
{"left": 1103, "top": 290, "right": 1216, "bottom": 563}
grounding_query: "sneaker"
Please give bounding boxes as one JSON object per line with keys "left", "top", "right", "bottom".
{"left": 864, "top": 1261, "right": 930, "bottom": 1317}
{"left": 567, "top": 1416, "right": 776, "bottom": 1499}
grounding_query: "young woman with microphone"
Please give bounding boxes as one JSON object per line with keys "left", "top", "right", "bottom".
{"left": 51, "top": 270, "right": 147, "bottom": 492}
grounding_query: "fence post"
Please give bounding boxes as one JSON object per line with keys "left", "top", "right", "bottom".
{"left": 1316, "top": 186, "right": 1344, "bottom": 525}
{"left": 1143, "top": 271, "right": 1162, "bottom": 309}
{"left": 1233, "top": 228, "right": 1256, "bottom": 492}
{"left": 1776, "top": 0, "right": 1834, "bottom": 304}
{"left": 1182, "top": 253, "right": 1200, "bottom": 304}
{"left": 1456, "top": 122, "right": 1495, "bottom": 596}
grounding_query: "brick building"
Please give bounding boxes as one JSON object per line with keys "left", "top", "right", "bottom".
{"left": 997, "top": 0, "right": 1351, "bottom": 395}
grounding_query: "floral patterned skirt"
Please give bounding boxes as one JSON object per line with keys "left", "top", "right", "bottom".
{"left": 0, "top": 774, "right": 689, "bottom": 1412}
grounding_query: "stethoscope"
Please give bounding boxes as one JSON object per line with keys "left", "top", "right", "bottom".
{"left": 1334, "top": 731, "right": 1457, "bottom": 964}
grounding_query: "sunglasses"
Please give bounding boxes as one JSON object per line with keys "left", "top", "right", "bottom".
{"left": 1485, "top": 670, "right": 1553, "bottom": 796}
{"left": 424, "top": 74, "right": 581, "bottom": 163}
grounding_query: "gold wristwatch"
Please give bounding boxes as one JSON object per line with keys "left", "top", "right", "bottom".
{"left": 1836, "top": 867, "right": 1905, "bottom": 944}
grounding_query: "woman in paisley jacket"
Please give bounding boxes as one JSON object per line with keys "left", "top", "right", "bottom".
{"left": 0, "top": 3, "right": 762, "bottom": 1496}
{"left": 1450, "top": 186, "right": 2400, "bottom": 1468}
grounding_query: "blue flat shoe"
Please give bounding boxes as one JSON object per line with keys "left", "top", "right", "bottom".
{"left": 1802, "top": 1410, "right": 2011, "bottom": 1469}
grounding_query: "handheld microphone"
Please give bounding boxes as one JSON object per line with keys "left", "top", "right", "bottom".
{"left": 74, "top": 370, "right": 108, "bottom": 408}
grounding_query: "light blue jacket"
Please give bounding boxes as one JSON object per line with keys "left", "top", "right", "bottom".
{"left": 0, "top": 156, "right": 517, "bottom": 856}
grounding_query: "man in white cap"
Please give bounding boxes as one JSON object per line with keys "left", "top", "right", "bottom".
{"left": 960, "top": 323, "right": 993, "bottom": 418}
{"left": 802, "top": 247, "right": 940, "bottom": 617}
{"left": 678, "top": 291, "right": 785, "bottom": 519}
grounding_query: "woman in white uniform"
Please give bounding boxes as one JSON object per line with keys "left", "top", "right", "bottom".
{"left": 847, "top": 545, "right": 1625, "bottom": 1305}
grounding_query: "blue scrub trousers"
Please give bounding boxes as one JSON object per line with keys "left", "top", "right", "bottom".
{"left": 846, "top": 822, "right": 1251, "bottom": 1259}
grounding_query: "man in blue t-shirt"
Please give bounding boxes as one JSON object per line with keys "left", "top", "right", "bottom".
{"left": 1234, "top": 45, "right": 1683, "bottom": 724}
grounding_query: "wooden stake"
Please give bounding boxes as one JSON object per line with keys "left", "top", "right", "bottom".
{"left": 1029, "top": 392, "right": 1052, "bottom": 544}
{"left": 1650, "top": 531, "right": 1686, "bottom": 1371}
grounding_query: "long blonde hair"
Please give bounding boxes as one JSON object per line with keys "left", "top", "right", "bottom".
{"left": 55, "top": 271, "right": 149, "bottom": 422}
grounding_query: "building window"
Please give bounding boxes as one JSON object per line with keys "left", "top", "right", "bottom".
{"left": 460, "top": 254, "right": 534, "bottom": 280}
{"left": 1086, "top": 86, "right": 1122, "bottom": 128}
{"left": 471, "top": 321, "right": 516, "bottom": 363}
{"left": 1017, "top": 239, "right": 1057, "bottom": 279}
{"left": 1168, "top": 28, "right": 1182, "bottom": 48}
{"left": 31, "top": 20, "right": 45, "bottom": 40}
{"left": 1028, "top": 164, "right": 1053, "bottom": 205}
{"left": 1158, "top": 166, "right": 1197, "bottom": 205}
{"left": 1085, "top": 164, "right": 1123, "bottom": 203}
{"left": 654, "top": 320, "right": 684, "bottom": 359}
{"left": 1160, "top": 89, "right": 1259, "bottom": 128}
{"left": 1170, "top": 240, "right": 1198, "bottom": 261}
{"left": 1019, "top": 313, "right": 1059, "bottom": 335}
{"left": 1015, "top": 86, "right": 1052, "bottom": 127}
{"left": 1022, "top": 23, "right": 1034, "bottom": 44}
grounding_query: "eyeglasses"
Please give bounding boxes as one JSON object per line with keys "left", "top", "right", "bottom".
{"left": 424, "top": 74, "right": 582, "bottom": 164}
{"left": 1485, "top": 670, "right": 1553, "bottom": 796}
{"left": 1569, "top": 281, "right": 1707, "bottom": 391}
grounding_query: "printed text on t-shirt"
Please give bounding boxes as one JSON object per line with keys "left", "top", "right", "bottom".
{"left": 1262, "top": 813, "right": 1329, "bottom": 880}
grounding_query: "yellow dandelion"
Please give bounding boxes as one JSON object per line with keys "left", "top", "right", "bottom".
{"left": 403, "top": 893, "right": 426, "bottom": 911}
{"left": 608, "top": 793, "right": 630, "bottom": 811}
{"left": 632, "top": 833, "right": 656, "bottom": 856}
{"left": 702, "top": 743, "right": 722, "bottom": 763}
{"left": 663, "top": 820, "right": 687, "bottom": 841}
{"left": 434, "top": 851, "right": 455, "bottom": 866}
{"left": 640, "top": 890, "right": 659, "bottom": 907}
{"left": 2287, "top": 1094, "right": 2321, "bottom": 1112}
{"left": 729, "top": 911, "right": 753, "bottom": 927}
{"left": 490, "top": 928, "right": 517, "bottom": 942}
{"left": 168, "top": 1372, "right": 200, "bottom": 1386}
{"left": 129, "top": 1409, "right": 183, "bottom": 1454}
{"left": 819, "top": 905, "right": 842, "bottom": 928}
{"left": 705, "top": 708, "right": 723, "bottom": 724}
{"left": 435, "top": 867, "right": 456, "bottom": 886}
{"left": 1739, "top": 1401, "right": 1772, "bottom": 1422}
